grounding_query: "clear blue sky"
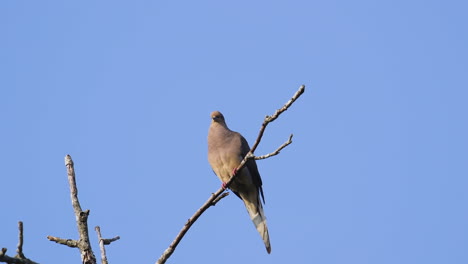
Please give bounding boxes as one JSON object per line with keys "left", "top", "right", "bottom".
{"left": 1, "top": 1, "right": 467, "bottom": 263}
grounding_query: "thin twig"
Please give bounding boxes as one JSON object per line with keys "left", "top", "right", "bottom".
{"left": 211, "top": 192, "right": 229, "bottom": 206}
{"left": 95, "top": 226, "right": 108, "bottom": 264}
{"left": 0, "top": 222, "right": 40, "bottom": 264}
{"left": 95, "top": 226, "right": 119, "bottom": 264}
{"left": 46, "top": 236, "right": 79, "bottom": 247}
{"left": 47, "top": 155, "right": 96, "bottom": 264}
{"left": 101, "top": 237, "right": 120, "bottom": 246}
{"left": 95, "top": 226, "right": 120, "bottom": 264}
{"left": 155, "top": 85, "right": 305, "bottom": 264}
{"left": 15, "top": 222, "right": 25, "bottom": 259}
{"left": 249, "top": 85, "right": 305, "bottom": 154}
{"left": 95, "top": 227, "right": 106, "bottom": 264}
{"left": 255, "top": 134, "right": 293, "bottom": 160}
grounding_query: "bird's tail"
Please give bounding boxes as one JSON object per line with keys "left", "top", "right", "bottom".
{"left": 242, "top": 194, "right": 271, "bottom": 254}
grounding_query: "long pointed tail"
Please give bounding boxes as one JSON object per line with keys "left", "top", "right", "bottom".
{"left": 242, "top": 195, "right": 271, "bottom": 254}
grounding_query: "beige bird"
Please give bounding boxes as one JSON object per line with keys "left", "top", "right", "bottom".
{"left": 208, "top": 110, "right": 271, "bottom": 254}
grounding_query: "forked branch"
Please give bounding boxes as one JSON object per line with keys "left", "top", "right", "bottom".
{"left": 47, "top": 155, "right": 96, "bottom": 264}
{"left": 156, "top": 85, "right": 305, "bottom": 264}
{"left": 95, "top": 226, "right": 120, "bottom": 264}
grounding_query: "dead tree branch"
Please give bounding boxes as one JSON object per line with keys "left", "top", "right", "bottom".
{"left": 15, "top": 222, "right": 25, "bottom": 259}
{"left": 155, "top": 84, "right": 305, "bottom": 264}
{"left": 0, "top": 222, "right": 39, "bottom": 264}
{"left": 95, "top": 226, "right": 120, "bottom": 264}
{"left": 47, "top": 155, "right": 97, "bottom": 264}
{"left": 211, "top": 192, "right": 230, "bottom": 206}
{"left": 255, "top": 134, "right": 294, "bottom": 160}
{"left": 46, "top": 236, "right": 79, "bottom": 247}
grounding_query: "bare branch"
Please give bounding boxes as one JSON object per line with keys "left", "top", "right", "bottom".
{"left": 211, "top": 192, "right": 229, "bottom": 206}
{"left": 249, "top": 85, "right": 305, "bottom": 154}
{"left": 0, "top": 222, "right": 40, "bottom": 264}
{"left": 95, "top": 226, "right": 120, "bottom": 264}
{"left": 47, "top": 155, "right": 96, "bottom": 264}
{"left": 101, "top": 237, "right": 120, "bottom": 246}
{"left": 15, "top": 222, "right": 25, "bottom": 259}
{"left": 255, "top": 134, "right": 293, "bottom": 160}
{"left": 156, "top": 85, "right": 305, "bottom": 264}
{"left": 94, "top": 226, "right": 119, "bottom": 264}
{"left": 0, "top": 252, "right": 38, "bottom": 264}
{"left": 156, "top": 191, "right": 226, "bottom": 264}
{"left": 46, "top": 236, "right": 79, "bottom": 247}
{"left": 95, "top": 227, "right": 108, "bottom": 264}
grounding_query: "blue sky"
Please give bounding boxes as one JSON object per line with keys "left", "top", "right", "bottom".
{"left": 1, "top": 1, "right": 467, "bottom": 263}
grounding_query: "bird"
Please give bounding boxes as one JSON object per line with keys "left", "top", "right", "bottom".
{"left": 207, "top": 110, "right": 271, "bottom": 254}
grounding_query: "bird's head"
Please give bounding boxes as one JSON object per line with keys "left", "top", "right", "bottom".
{"left": 211, "top": 111, "right": 225, "bottom": 123}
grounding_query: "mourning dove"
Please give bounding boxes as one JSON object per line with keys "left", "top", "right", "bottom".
{"left": 207, "top": 110, "right": 271, "bottom": 254}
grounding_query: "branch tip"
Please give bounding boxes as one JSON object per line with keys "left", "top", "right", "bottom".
{"left": 65, "top": 154, "right": 73, "bottom": 167}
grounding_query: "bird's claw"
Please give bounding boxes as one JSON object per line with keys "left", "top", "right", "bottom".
{"left": 221, "top": 168, "right": 238, "bottom": 189}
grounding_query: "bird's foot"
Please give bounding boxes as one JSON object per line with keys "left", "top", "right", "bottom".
{"left": 221, "top": 182, "right": 228, "bottom": 190}
{"left": 232, "top": 168, "right": 238, "bottom": 176}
